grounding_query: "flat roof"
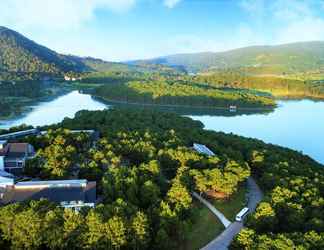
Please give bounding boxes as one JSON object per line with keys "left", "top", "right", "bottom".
{"left": 0, "top": 129, "right": 38, "bottom": 139}
{"left": 6, "top": 187, "right": 85, "bottom": 203}
{"left": 2, "top": 181, "right": 96, "bottom": 204}
{"left": 15, "top": 179, "right": 88, "bottom": 187}
{"left": 193, "top": 143, "right": 215, "bottom": 156}
{"left": 40, "top": 130, "right": 96, "bottom": 135}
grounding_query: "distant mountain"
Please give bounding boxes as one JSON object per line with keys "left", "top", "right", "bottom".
{"left": 5, "top": 26, "right": 324, "bottom": 78}
{"left": 71, "top": 56, "right": 178, "bottom": 74}
{"left": 133, "top": 42, "right": 324, "bottom": 73}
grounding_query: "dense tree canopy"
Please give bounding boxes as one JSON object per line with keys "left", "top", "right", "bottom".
{"left": 1, "top": 109, "right": 323, "bottom": 249}
{"left": 193, "top": 70, "right": 324, "bottom": 99}
{"left": 94, "top": 79, "right": 276, "bottom": 108}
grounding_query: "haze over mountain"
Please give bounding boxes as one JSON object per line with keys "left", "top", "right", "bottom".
{"left": 133, "top": 42, "right": 324, "bottom": 74}
{"left": 2, "top": 25, "right": 324, "bottom": 78}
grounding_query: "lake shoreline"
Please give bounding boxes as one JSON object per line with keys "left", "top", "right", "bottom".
{"left": 0, "top": 87, "right": 71, "bottom": 125}
{"left": 92, "top": 95, "right": 276, "bottom": 111}
{"left": 0, "top": 90, "right": 323, "bottom": 164}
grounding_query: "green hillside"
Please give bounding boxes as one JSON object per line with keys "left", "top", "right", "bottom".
{"left": 0, "top": 26, "right": 88, "bottom": 77}
{"left": 0, "top": 26, "right": 173, "bottom": 81}
{"left": 137, "top": 42, "right": 324, "bottom": 74}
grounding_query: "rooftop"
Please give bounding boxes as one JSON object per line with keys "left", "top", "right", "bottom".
{"left": 0, "top": 129, "right": 39, "bottom": 140}
{"left": 2, "top": 180, "right": 96, "bottom": 204}
{"left": 15, "top": 179, "right": 88, "bottom": 188}
{"left": 0, "top": 143, "right": 32, "bottom": 157}
{"left": 193, "top": 143, "right": 215, "bottom": 156}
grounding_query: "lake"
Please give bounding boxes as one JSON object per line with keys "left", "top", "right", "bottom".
{"left": 0, "top": 90, "right": 323, "bottom": 164}
{"left": 189, "top": 100, "right": 324, "bottom": 164}
{"left": 0, "top": 91, "right": 108, "bottom": 128}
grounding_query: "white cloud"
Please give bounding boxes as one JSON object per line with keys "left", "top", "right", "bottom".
{"left": 0, "top": 0, "right": 183, "bottom": 31}
{"left": 0, "top": 0, "right": 136, "bottom": 30}
{"left": 272, "top": 0, "right": 324, "bottom": 43}
{"left": 272, "top": 0, "right": 312, "bottom": 21}
{"left": 239, "top": 0, "right": 324, "bottom": 45}
{"left": 276, "top": 18, "right": 324, "bottom": 44}
{"left": 164, "top": 0, "right": 181, "bottom": 9}
{"left": 164, "top": 35, "right": 219, "bottom": 54}
{"left": 160, "top": 25, "right": 266, "bottom": 57}
{"left": 240, "top": 0, "right": 265, "bottom": 15}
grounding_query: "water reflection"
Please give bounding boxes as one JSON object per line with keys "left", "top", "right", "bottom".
{"left": 189, "top": 99, "right": 324, "bottom": 164}
{"left": 96, "top": 97, "right": 273, "bottom": 117}
{"left": 0, "top": 91, "right": 108, "bottom": 128}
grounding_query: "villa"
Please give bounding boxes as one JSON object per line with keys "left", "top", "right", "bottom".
{"left": 0, "top": 130, "right": 98, "bottom": 211}
{"left": 0, "top": 140, "right": 35, "bottom": 175}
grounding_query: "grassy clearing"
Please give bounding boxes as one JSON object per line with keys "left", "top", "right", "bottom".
{"left": 182, "top": 201, "right": 225, "bottom": 250}
{"left": 211, "top": 185, "right": 247, "bottom": 221}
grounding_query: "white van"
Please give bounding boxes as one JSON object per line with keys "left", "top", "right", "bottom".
{"left": 235, "top": 207, "right": 249, "bottom": 222}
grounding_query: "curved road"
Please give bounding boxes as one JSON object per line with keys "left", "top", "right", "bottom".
{"left": 201, "top": 177, "right": 263, "bottom": 250}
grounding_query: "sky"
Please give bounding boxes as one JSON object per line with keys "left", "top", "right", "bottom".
{"left": 1, "top": 0, "right": 324, "bottom": 61}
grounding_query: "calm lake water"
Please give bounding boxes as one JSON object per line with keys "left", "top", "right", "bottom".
{"left": 0, "top": 90, "right": 323, "bottom": 164}
{"left": 189, "top": 100, "right": 324, "bottom": 164}
{"left": 0, "top": 91, "right": 108, "bottom": 128}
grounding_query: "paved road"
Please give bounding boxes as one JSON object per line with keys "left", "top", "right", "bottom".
{"left": 201, "top": 177, "right": 263, "bottom": 250}
{"left": 192, "top": 192, "right": 231, "bottom": 228}
{"left": 201, "top": 221, "right": 243, "bottom": 250}
{"left": 246, "top": 177, "right": 263, "bottom": 212}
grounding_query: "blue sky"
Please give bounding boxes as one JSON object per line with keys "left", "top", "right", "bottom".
{"left": 1, "top": 0, "right": 324, "bottom": 61}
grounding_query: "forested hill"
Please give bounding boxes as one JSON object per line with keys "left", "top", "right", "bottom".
{"left": 0, "top": 26, "right": 181, "bottom": 80}
{"left": 134, "top": 42, "right": 324, "bottom": 73}
{"left": 0, "top": 26, "right": 88, "bottom": 75}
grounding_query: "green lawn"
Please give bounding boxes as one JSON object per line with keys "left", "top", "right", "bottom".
{"left": 181, "top": 186, "right": 247, "bottom": 249}
{"left": 182, "top": 201, "right": 225, "bottom": 250}
{"left": 211, "top": 185, "right": 247, "bottom": 221}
